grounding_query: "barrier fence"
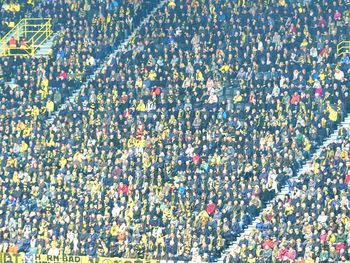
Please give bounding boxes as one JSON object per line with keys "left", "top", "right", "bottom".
{"left": 337, "top": 40, "right": 350, "bottom": 57}
{"left": 0, "top": 18, "right": 52, "bottom": 57}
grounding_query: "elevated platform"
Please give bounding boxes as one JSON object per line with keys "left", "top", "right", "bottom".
{"left": 0, "top": 18, "right": 52, "bottom": 57}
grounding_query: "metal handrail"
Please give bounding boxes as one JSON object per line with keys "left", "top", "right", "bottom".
{"left": 0, "top": 18, "right": 52, "bottom": 57}
{"left": 337, "top": 41, "right": 350, "bottom": 57}
{"left": 0, "top": 18, "right": 25, "bottom": 42}
{"left": 27, "top": 21, "right": 50, "bottom": 44}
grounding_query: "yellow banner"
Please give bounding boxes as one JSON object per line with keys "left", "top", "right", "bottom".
{"left": 0, "top": 253, "right": 24, "bottom": 263}
{"left": 32, "top": 254, "right": 90, "bottom": 263}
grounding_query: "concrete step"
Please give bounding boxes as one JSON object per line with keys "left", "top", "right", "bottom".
{"left": 34, "top": 32, "right": 60, "bottom": 58}
{"left": 5, "top": 78, "right": 18, "bottom": 88}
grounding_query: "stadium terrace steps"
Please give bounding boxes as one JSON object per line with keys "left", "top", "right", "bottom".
{"left": 34, "top": 32, "right": 59, "bottom": 58}
{"left": 47, "top": 0, "right": 168, "bottom": 125}
{"left": 5, "top": 78, "right": 17, "bottom": 89}
{"left": 217, "top": 114, "right": 350, "bottom": 263}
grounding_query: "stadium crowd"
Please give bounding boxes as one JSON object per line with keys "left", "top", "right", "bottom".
{"left": 0, "top": 0, "right": 156, "bottom": 114}
{"left": 229, "top": 127, "right": 350, "bottom": 262}
{"left": 0, "top": 0, "right": 33, "bottom": 38}
{"left": 0, "top": 0, "right": 349, "bottom": 262}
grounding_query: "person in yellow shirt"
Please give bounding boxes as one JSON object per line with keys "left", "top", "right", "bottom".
{"left": 42, "top": 77, "right": 49, "bottom": 89}
{"left": 168, "top": 0, "right": 176, "bottom": 7}
{"left": 19, "top": 141, "right": 28, "bottom": 153}
{"left": 195, "top": 69, "right": 204, "bottom": 82}
{"left": 233, "top": 91, "right": 243, "bottom": 105}
{"left": 31, "top": 105, "right": 40, "bottom": 120}
{"left": 304, "top": 256, "right": 314, "bottom": 263}
{"left": 59, "top": 157, "right": 67, "bottom": 168}
{"left": 9, "top": 2, "right": 20, "bottom": 12}
{"left": 220, "top": 64, "right": 230, "bottom": 73}
{"left": 149, "top": 70, "right": 157, "bottom": 81}
{"left": 247, "top": 253, "right": 256, "bottom": 263}
{"left": 136, "top": 100, "right": 146, "bottom": 112}
{"left": 46, "top": 99, "right": 54, "bottom": 117}
{"left": 135, "top": 76, "right": 143, "bottom": 88}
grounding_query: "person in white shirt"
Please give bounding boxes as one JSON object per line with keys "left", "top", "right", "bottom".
{"left": 334, "top": 68, "right": 345, "bottom": 81}
{"left": 48, "top": 244, "right": 60, "bottom": 256}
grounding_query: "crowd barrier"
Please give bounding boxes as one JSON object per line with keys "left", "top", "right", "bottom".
{"left": 0, "top": 253, "right": 158, "bottom": 263}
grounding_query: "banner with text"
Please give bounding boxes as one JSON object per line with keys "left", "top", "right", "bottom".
{"left": 0, "top": 253, "right": 159, "bottom": 263}
{"left": 31, "top": 254, "right": 90, "bottom": 263}
{"left": 0, "top": 253, "right": 24, "bottom": 263}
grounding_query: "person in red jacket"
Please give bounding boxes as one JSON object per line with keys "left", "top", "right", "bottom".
{"left": 336, "top": 242, "right": 345, "bottom": 253}
{"left": 290, "top": 92, "right": 301, "bottom": 104}
{"left": 117, "top": 182, "right": 129, "bottom": 196}
{"left": 345, "top": 173, "right": 350, "bottom": 185}
{"left": 286, "top": 247, "right": 297, "bottom": 261}
{"left": 206, "top": 200, "right": 216, "bottom": 215}
{"left": 20, "top": 38, "right": 28, "bottom": 49}
{"left": 192, "top": 153, "right": 200, "bottom": 165}
{"left": 262, "top": 239, "right": 274, "bottom": 249}
{"left": 279, "top": 246, "right": 289, "bottom": 261}
{"left": 59, "top": 70, "right": 68, "bottom": 80}
{"left": 8, "top": 37, "right": 17, "bottom": 48}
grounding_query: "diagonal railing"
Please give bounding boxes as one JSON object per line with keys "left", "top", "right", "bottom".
{"left": 337, "top": 40, "right": 350, "bottom": 57}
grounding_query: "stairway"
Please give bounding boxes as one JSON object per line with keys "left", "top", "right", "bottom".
{"left": 4, "top": 79, "right": 17, "bottom": 89}
{"left": 34, "top": 32, "right": 58, "bottom": 58}
{"left": 217, "top": 115, "right": 350, "bottom": 262}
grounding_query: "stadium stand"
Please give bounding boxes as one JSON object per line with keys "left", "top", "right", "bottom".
{"left": 0, "top": 0, "right": 34, "bottom": 38}
{"left": 229, "top": 127, "right": 350, "bottom": 262}
{"left": 0, "top": 0, "right": 157, "bottom": 111}
{"left": 0, "top": 0, "right": 349, "bottom": 262}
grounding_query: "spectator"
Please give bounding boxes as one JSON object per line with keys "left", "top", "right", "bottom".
{"left": 0, "top": 0, "right": 349, "bottom": 262}
{"left": 234, "top": 127, "right": 350, "bottom": 261}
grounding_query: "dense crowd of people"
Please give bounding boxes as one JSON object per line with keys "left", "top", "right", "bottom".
{"left": 0, "top": 0, "right": 349, "bottom": 262}
{"left": 0, "top": 0, "right": 34, "bottom": 38}
{"left": 229, "top": 127, "right": 350, "bottom": 262}
{"left": 0, "top": 0, "right": 156, "bottom": 114}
